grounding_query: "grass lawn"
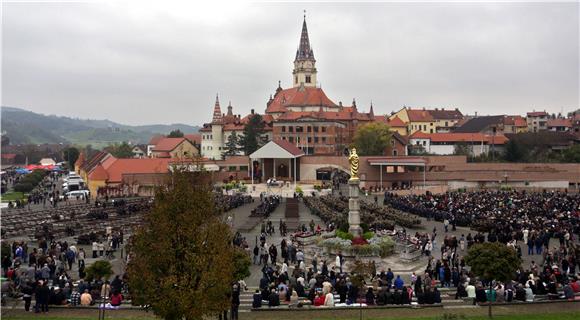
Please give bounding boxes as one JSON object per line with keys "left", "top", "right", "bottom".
{"left": 1, "top": 192, "right": 25, "bottom": 202}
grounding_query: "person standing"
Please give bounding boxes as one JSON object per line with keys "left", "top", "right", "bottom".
{"left": 231, "top": 283, "right": 240, "bottom": 320}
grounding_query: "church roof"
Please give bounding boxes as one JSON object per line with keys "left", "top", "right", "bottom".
{"left": 211, "top": 94, "right": 222, "bottom": 124}
{"left": 266, "top": 87, "right": 337, "bottom": 113}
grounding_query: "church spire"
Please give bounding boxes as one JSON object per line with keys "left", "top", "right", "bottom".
{"left": 212, "top": 93, "right": 223, "bottom": 124}
{"left": 295, "top": 15, "right": 314, "bottom": 61}
{"left": 292, "top": 14, "right": 317, "bottom": 88}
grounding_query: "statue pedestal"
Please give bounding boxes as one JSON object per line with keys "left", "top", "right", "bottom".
{"left": 348, "top": 178, "right": 362, "bottom": 237}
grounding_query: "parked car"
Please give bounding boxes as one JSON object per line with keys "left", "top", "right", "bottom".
{"left": 66, "top": 190, "right": 89, "bottom": 198}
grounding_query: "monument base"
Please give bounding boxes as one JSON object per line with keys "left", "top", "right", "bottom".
{"left": 348, "top": 178, "right": 362, "bottom": 237}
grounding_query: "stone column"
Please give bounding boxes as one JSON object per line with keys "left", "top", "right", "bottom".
{"left": 348, "top": 178, "right": 363, "bottom": 237}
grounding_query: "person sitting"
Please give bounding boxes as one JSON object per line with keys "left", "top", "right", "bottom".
{"left": 376, "top": 288, "right": 387, "bottom": 305}
{"left": 456, "top": 283, "right": 468, "bottom": 299}
{"left": 110, "top": 291, "right": 123, "bottom": 308}
{"left": 252, "top": 289, "right": 262, "bottom": 308}
{"left": 314, "top": 290, "right": 326, "bottom": 306}
{"left": 524, "top": 284, "right": 534, "bottom": 302}
{"left": 324, "top": 290, "right": 334, "bottom": 307}
{"left": 515, "top": 285, "right": 526, "bottom": 302}
{"left": 268, "top": 289, "right": 280, "bottom": 307}
{"left": 433, "top": 287, "right": 442, "bottom": 304}
{"left": 475, "top": 285, "right": 488, "bottom": 304}
{"left": 80, "top": 289, "right": 93, "bottom": 306}
{"left": 365, "top": 288, "right": 375, "bottom": 305}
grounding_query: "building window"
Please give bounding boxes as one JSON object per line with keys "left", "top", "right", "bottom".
{"left": 289, "top": 126, "right": 294, "bottom": 133}
{"left": 307, "top": 126, "right": 311, "bottom": 133}
{"left": 295, "top": 76, "right": 298, "bottom": 84}
{"left": 393, "top": 150, "right": 398, "bottom": 156}
{"left": 289, "top": 137, "right": 294, "bottom": 143}
{"left": 314, "top": 126, "right": 319, "bottom": 132}
{"left": 321, "top": 127, "right": 326, "bottom": 133}
{"left": 240, "top": 166, "right": 248, "bottom": 171}
{"left": 423, "top": 141, "right": 426, "bottom": 146}
{"left": 228, "top": 166, "right": 237, "bottom": 171}
{"left": 391, "top": 140, "right": 395, "bottom": 146}
{"left": 305, "top": 75, "right": 311, "bottom": 83}
{"left": 282, "top": 126, "right": 286, "bottom": 132}
{"left": 296, "top": 126, "right": 303, "bottom": 133}
{"left": 297, "top": 137, "right": 300, "bottom": 143}
{"left": 307, "top": 137, "right": 312, "bottom": 143}
{"left": 282, "top": 137, "right": 286, "bottom": 140}
{"left": 322, "top": 137, "right": 326, "bottom": 143}
{"left": 314, "top": 137, "right": 319, "bottom": 143}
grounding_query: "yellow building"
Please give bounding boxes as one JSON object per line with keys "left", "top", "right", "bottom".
{"left": 389, "top": 107, "right": 464, "bottom": 134}
{"left": 150, "top": 137, "right": 199, "bottom": 159}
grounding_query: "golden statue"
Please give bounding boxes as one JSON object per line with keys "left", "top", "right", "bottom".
{"left": 348, "top": 147, "right": 359, "bottom": 180}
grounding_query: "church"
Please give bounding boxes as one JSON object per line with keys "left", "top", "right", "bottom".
{"left": 200, "top": 16, "right": 378, "bottom": 159}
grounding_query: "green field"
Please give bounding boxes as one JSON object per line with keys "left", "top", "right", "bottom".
{"left": 1, "top": 192, "right": 26, "bottom": 202}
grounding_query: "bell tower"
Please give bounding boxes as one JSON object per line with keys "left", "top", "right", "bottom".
{"left": 293, "top": 15, "right": 317, "bottom": 88}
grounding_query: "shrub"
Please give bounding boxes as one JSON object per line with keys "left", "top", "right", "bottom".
{"left": 85, "top": 260, "right": 113, "bottom": 282}
{"left": 314, "top": 185, "right": 322, "bottom": 191}
{"left": 295, "top": 185, "right": 303, "bottom": 195}
{"left": 336, "top": 230, "right": 354, "bottom": 240}
{"left": 13, "top": 182, "right": 34, "bottom": 193}
{"left": 363, "top": 231, "right": 374, "bottom": 240}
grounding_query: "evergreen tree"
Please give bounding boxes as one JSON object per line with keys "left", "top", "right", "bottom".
{"left": 504, "top": 139, "right": 526, "bottom": 162}
{"left": 109, "top": 142, "right": 134, "bottom": 158}
{"left": 168, "top": 129, "right": 184, "bottom": 138}
{"left": 222, "top": 132, "right": 240, "bottom": 158}
{"left": 239, "top": 114, "right": 265, "bottom": 155}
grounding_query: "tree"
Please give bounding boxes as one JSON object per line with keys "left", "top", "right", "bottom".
{"left": 222, "top": 132, "right": 240, "bottom": 158}
{"left": 562, "top": 145, "right": 580, "bottom": 163}
{"left": 109, "top": 142, "right": 134, "bottom": 158}
{"left": 62, "top": 147, "right": 80, "bottom": 170}
{"left": 353, "top": 122, "right": 392, "bottom": 156}
{"left": 503, "top": 140, "right": 527, "bottom": 162}
{"left": 85, "top": 260, "right": 113, "bottom": 282}
{"left": 232, "top": 248, "right": 251, "bottom": 281}
{"left": 239, "top": 114, "right": 265, "bottom": 155}
{"left": 168, "top": 129, "right": 184, "bottom": 138}
{"left": 126, "top": 169, "right": 236, "bottom": 320}
{"left": 453, "top": 142, "right": 472, "bottom": 156}
{"left": 464, "top": 242, "right": 521, "bottom": 318}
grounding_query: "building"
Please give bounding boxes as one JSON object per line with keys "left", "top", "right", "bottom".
{"left": 150, "top": 137, "right": 199, "bottom": 159}
{"left": 200, "top": 97, "right": 273, "bottom": 160}
{"left": 131, "top": 145, "right": 147, "bottom": 158}
{"left": 527, "top": 111, "right": 549, "bottom": 132}
{"left": 389, "top": 107, "right": 463, "bottom": 135}
{"left": 200, "top": 16, "right": 376, "bottom": 158}
{"left": 408, "top": 132, "right": 508, "bottom": 156}
{"left": 546, "top": 118, "right": 572, "bottom": 132}
{"left": 385, "top": 132, "right": 408, "bottom": 156}
{"left": 503, "top": 116, "right": 528, "bottom": 134}
{"left": 146, "top": 135, "right": 164, "bottom": 157}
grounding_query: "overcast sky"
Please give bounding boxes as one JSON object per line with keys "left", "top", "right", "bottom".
{"left": 2, "top": 0, "right": 579, "bottom": 126}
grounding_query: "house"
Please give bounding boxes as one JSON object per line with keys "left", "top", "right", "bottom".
{"left": 385, "top": 132, "right": 408, "bottom": 156}
{"left": 527, "top": 111, "right": 549, "bottom": 132}
{"left": 151, "top": 137, "right": 199, "bottom": 159}
{"left": 146, "top": 134, "right": 165, "bottom": 157}
{"left": 389, "top": 107, "right": 463, "bottom": 135}
{"left": 547, "top": 118, "right": 572, "bottom": 132}
{"left": 132, "top": 145, "right": 147, "bottom": 158}
{"left": 86, "top": 155, "right": 172, "bottom": 197}
{"left": 503, "top": 116, "right": 528, "bottom": 134}
{"left": 454, "top": 115, "right": 505, "bottom": 135}
{"left": 408, "top": 132, "right": 508, "bottom": 156}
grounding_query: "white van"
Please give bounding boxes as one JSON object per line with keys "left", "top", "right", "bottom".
{"left": 66, "top": 190, "right": 89, "bottom": 198}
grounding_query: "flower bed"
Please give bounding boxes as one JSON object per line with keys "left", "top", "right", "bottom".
{"left": 319, "top": 235, "right": 395, "bottom": 258}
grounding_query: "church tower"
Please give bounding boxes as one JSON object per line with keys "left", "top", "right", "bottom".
{"left": 293, "top": 15, "right": 317, "bottom": 88}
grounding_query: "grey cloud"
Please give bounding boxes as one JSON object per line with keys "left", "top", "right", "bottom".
{"left": 2, "top": 1, "right": 578, "bottom": 125}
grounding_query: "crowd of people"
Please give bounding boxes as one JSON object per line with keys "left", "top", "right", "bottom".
{"left": 251, "top": 195, "right": 281, "bottom": 218}
{"left": 214, "top": 192, "right": 253, "bottom": 213}
{"left": 1, "top": 235, "right": 128, "bottom": 313}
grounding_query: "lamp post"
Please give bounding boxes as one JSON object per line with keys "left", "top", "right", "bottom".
{"left": 503, "top": 173, "right": 508, "bottom": 188}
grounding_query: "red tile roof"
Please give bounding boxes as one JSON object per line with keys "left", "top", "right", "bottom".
{"left": 152, "top": 137, "right": 188, "bottom": 152}
{"left": 387, "top": 116, "right": 406, "bottom": 127}
{"left": 547, "top": 118, "right": 572, "bottom": 128}
{"left": 148, "top": 134, "right": 165, "bottom": 145}
{"left": 88, "top": 164, "right": 108, "bottom": 180}
{"left": 273, "top": 139, "right": 305, "bottom": 157}
{"left": 105, "top": 158, "right": 172, "bottom": 182}
{"left": 407, "top": 109, "right": 434, "bottom": 122}
{"left": 184, "top": 134, "right": 201, "bottom": 145}
{"left": 266, "top": 87, "right": 337, "bottom": 114}
{"left": 504, "top": 115, "right": 527, "bottom": 127}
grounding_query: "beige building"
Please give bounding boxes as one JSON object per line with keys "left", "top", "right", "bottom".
{"left": 151, "top": 137, "right": 199, "bottom": 159}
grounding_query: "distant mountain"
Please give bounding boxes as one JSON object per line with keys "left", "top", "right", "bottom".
{"left": 1, "top": 106, "right": 200, "bottom": 148}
